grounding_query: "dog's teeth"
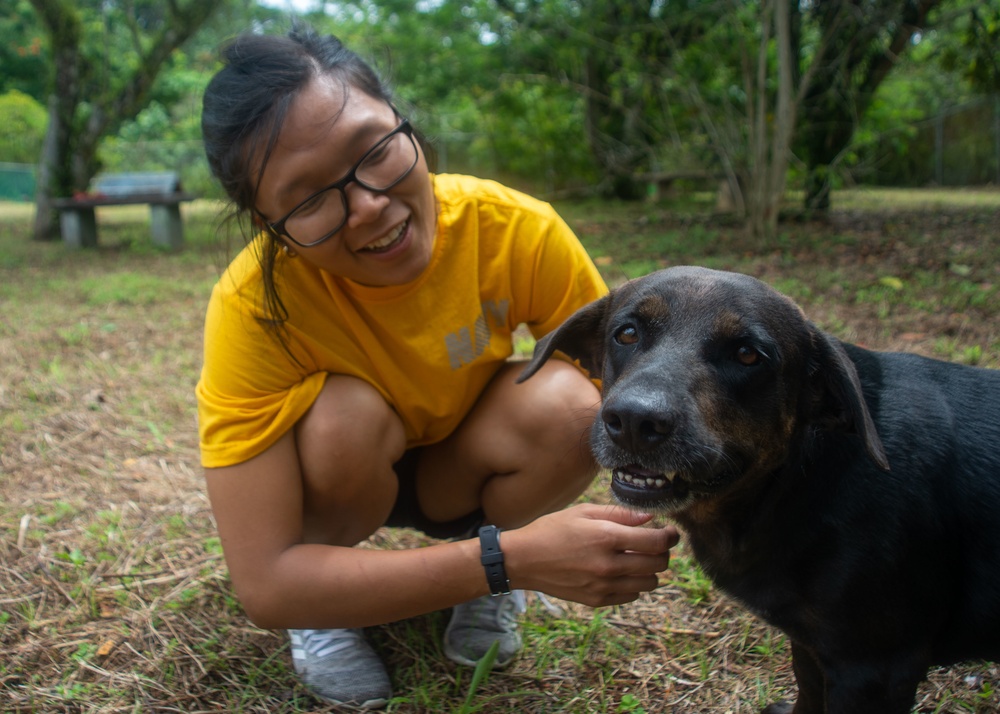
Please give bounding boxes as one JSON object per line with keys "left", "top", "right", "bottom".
{"left": 615, "top": 469, "right": 676, "bottom": 490}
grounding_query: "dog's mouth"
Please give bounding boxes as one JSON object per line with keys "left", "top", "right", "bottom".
{"left": 611, "top": 465, "right": 690, "bottom": 507}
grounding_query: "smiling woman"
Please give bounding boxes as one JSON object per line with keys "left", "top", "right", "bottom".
{"left": 195, "top": 20, "right": 679, "bottom": 710}
{"left": 248, "top": 81, "right": 436, "bottom": 285}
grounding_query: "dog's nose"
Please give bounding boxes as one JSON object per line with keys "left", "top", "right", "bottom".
{"left": 601, "top": 394, "right": 675, "bottom": 452}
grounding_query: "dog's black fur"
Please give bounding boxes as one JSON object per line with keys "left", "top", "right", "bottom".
{"left": 518, "top": 266, "right": 1000, "bottom": 714}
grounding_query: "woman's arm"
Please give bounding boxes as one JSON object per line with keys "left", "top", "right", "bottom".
{"left": 206, "top": 429, "right": 485, "bottom": 629}
{"left": 206, "top": 429, "right": 677, "bottom": 630}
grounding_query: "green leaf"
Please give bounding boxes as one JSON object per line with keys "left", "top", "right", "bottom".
{"left": 458, "top": 639, "right": 500, "bottom": 713}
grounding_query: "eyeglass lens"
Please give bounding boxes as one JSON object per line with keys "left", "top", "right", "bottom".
{"left": 283, "top": 128, "right": 418, "bottom": 246}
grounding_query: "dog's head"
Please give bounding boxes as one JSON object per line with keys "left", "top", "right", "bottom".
{"left": 518, "top": 266, "right": 888, "bottom": 515}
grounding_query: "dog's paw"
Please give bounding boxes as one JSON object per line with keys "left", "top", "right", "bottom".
{"left": 760, "top": 702, "right": 794, "bottom": 714}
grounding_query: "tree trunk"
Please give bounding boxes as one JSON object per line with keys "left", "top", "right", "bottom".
{"left": 800, "top": 0, "right": 943, "bottom": 212}
{"left": 745, "top": 0, "right": 804, "bottom": 243}
{"left": 28, "top": 0, "right": 226, "bottom": 242}
{"left": 746, "top": 1, "right": 783, "bottom": 242}
{"left": 30, "top": 0, "right": 85, "bottom": 241}
{"left": 32, "top": 96, "right": 61, "bottom": 241}
{"left": 767, "top": 0, "right": 795, "bottom": 237}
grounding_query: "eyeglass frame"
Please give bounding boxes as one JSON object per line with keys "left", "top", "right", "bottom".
{"left": 262, "top": 117, "right": 419, "bottom": 248}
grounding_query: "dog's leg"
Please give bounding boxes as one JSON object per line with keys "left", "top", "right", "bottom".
{"left": 764, "top": 644, "right": 924, "bottom": 714}
{"left": 761, "top": 641, "right": 825, "bottom": 714}
{"left": 822, "top": 652, "right": 928, "bottom": 714}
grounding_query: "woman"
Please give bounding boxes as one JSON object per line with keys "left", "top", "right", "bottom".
{"left": 197, "top": 22, "right": 678, "bottom": 709}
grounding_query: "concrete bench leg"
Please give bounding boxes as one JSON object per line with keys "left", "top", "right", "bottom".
{"left": 60, "top": 207, "right": 98, "bottom": 249}
{"left": 149, "top": 204, "right": 184, "bottom": 251}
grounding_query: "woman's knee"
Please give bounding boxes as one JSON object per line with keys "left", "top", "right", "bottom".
{"left": 508, "top": 359, "right": 601, "bottom": 490}
{"left": 479, "top": 359, "right": 600, "bottom": 481}
{"left": 297, "top": 375, "right": 405, "bottom": 464}
{"left": 515, "top": 360, "right": 600, "bottom": 444}
{"left": 414, "top": 360, "right": 598, "bottom": 527}
{"left": 295, "top": 375, "right": 405, "bottom": 536}
{"left": 473, "top": 361, "right": 600, "bottom": 525}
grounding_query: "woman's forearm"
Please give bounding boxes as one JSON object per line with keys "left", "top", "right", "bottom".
{"left": 237, "top": 537, "right": 487, "bottom": 629}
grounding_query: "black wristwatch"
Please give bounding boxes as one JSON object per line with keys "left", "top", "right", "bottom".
{"left": 478, "top": 525, "right": 511, "bottom": 596}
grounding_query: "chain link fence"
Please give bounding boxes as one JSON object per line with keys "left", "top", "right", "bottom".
{"left": 0, "top": 162, "right": 35, "bottom": 201}
{"left": 861, "top": 95, "right": 1000, "bottom": 187}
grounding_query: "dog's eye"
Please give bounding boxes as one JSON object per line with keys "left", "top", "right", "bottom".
{"left": 614, "top": 325, "right": 639, "bottom": 345}
{"left": 736, "top": 345, "right": 762, "bottom": 366}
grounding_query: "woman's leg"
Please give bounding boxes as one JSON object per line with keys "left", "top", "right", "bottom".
{"left": 415, "top": 359, "right": 601, "bottom": 531}
{"left": 416, "top": 359, "right": 600, "bottom": 668}
{"left": 287, "top": 374, "right": 405, "bottom": 708}
{"left": 294, "top": 374, "right": 406, "bottom": 546}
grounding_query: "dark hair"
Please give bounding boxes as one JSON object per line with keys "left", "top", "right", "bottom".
{"left": 201, "top": 22, "right": 417, "bottom": 339}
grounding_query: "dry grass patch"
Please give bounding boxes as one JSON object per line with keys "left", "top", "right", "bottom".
{"left": 2, "top": 192, "right": 1000, "bottom": 712}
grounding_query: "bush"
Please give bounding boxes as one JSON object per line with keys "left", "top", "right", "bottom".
{"left": 0, "top": 89, "right": 47, "bottom": 163}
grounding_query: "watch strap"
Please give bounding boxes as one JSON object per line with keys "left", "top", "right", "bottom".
{"left": 478, "top": 525, "right": 511, "bottom": 596}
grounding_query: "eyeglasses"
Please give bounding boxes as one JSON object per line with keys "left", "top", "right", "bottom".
{"left": 266, "top": 118, "right": 419, "bottom": 248}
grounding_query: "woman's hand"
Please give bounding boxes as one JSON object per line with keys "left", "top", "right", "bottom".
{"left": 501, "top": 503, "right": 679, "bottom": 607}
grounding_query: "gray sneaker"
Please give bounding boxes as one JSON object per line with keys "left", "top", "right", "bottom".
{"left": 288, "top": 628, "right": 391, "bottom": 709}
{"left": 443, "top": 590, "right": 527, "bottom": 668}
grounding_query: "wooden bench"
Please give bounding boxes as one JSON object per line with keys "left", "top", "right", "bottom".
{"left": 53, "top": 172, "right": 196, "bottom": 250}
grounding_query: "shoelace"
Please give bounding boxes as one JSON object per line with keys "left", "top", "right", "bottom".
{"left": 300, "top": 628, "right": 364, "bottom": 658}
{"left": 532, "top": 591, "right": 563, "bottom": 617}
{"left": 494, "top": 590, "right": 527, "bottom": 628}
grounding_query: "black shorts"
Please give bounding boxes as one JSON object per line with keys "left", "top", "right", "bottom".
{"left": 385, "top": 448, "right": 484, "bottom": 540}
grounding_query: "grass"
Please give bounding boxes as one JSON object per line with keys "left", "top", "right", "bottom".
{"left": 2, "top": 188, "right": 1000, "bottom": 712}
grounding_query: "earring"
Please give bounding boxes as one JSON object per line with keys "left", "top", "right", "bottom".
{"left": 282, "top": 244, "right": 298, "bottom": 258}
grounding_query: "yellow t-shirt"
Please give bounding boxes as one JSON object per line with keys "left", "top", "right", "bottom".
{"left": 196, "top": 173, "right": 607, "bottom": 468}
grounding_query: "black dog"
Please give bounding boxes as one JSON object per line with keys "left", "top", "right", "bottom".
{"left": 517, "top": 266, "right": 1000, "bottom": 714}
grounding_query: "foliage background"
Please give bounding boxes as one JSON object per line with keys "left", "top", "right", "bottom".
{"left": 1, "top": 0, "right": 998, "bottom": 203}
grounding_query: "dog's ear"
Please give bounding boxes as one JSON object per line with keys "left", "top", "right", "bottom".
{"left": 809, "top": 327, "right": 890, "bottom": 471}
{"left": 516, "top": 294, "right": 611, "bottom": 384}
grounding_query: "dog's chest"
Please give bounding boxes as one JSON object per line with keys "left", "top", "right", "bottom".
{"left": 687, "top": 526, "right": 818, "bottom": 637}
